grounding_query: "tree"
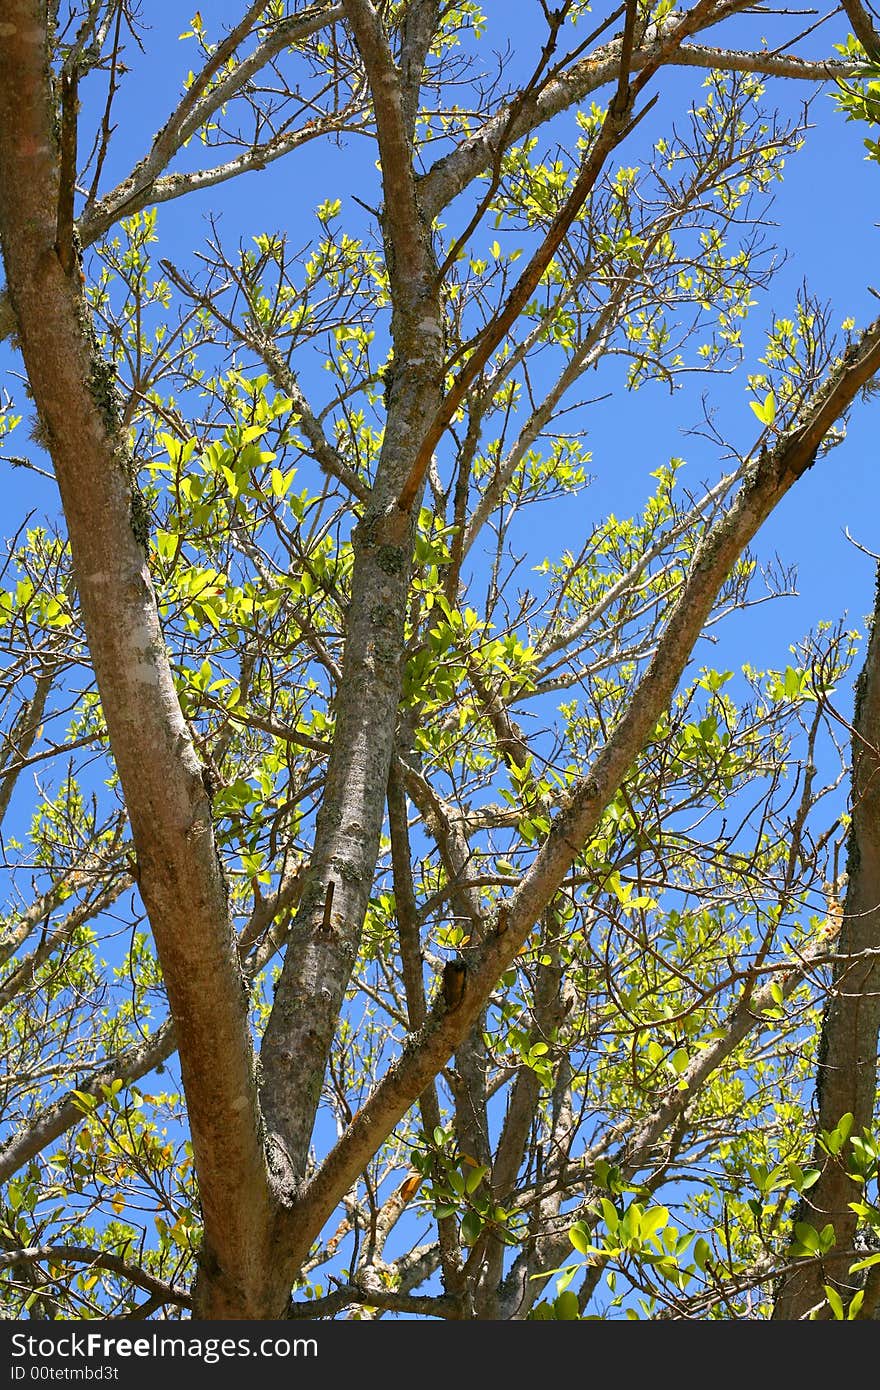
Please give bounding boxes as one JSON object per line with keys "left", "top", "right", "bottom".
{"left": 0, "top": 0, "right": 879, "bottom": 1321}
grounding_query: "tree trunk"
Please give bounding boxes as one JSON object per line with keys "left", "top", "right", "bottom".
{"left": 773, "top": 565, "right": 880, "bottom": 1319}
{"left": 0, "top": 4, "right": 278, "bottom": 1318}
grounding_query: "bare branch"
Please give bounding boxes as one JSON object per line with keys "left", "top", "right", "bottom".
{"left": 0, "top": 1019, "right": 177, "bottom": 1185}
{"left": 159, "top": 257, "right": 369, "bottom": 503}
{"left": 0, "top": 667, "right": 55, "bottom": 827}
{"left": 417, "top": 2, "right": 854, "bottom": 221}
{"left": 79, "top": 4, "right": 346, "bottom": 240}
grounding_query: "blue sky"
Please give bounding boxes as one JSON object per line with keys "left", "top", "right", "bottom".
{"left": 6, "top": 2, "right": 875, "bottom": 669}
{"left": 1, "top": 3, "right": 878, "bottom": 1313}
{"left": 1, "top": 8, "right": 875, "bottom": 995}
{"left": 3, "top": 0, "right": 876, "bottom": 1070}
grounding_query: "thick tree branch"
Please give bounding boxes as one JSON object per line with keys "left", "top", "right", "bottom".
{"left": 55, "top": 69, "right": 78, "bottom": 277}
{"left": 0, "top": 3, "right": 276, "bottom": 1318}
{"left": 285, "top": 1281, "right": 457, "bottom": 1317}
{"left": 773, "top": 566, "right": 880, "bottom": 1319}
{"left": 399, "top": 0, "right": 441, "bottom": 141}
{"left": 342, "top": 0, "right": 433, "bottom": 296}
{"left": 841, "top": 0, "right": 880, "bottom": 60}
{"left": 271, "top": 310, "right": 880, "bottom": 1277}
{"left": 258, "top": 0, "right": 445, "bottom": 1212}
{"left": 672, "top": 42, "right": 859, "bottom": 78}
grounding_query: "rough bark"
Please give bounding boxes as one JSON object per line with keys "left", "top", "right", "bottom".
{"left": 258, "top": 0, "right": 446, "bottom": 1194}
{"left": 841, "top": 0, "right": 880, "bottom": 60}
{"left": 773, "top": 566, "right": 880, "bottom": 1319}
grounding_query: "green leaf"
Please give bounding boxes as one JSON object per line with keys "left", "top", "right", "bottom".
{"left": 464, "top": 1163, "right": 488, "bottom": 1194}
{"left": 793, "top": 1222, "right": 820, "bottom": 1254}
{"left": 849, "top": 1251, "right": 880, "bottom": 1273}
{"left": 818, "top": 1223, "right": 837, "bottom": 1254}
{"left": 553, "top": 1290, "right": 580, "bottom": 1320}
{"left": 823, "top": 1284, "right": 844, "bottom": 1320}
{"left": 693, "top": 1237, "right": 711, "bottom": 1271}
{"left": 569, "top": 1222, "right": 591, "bottom": 1256}
{"left": 460, "top": 1210, "right": 482, "bottom": 1245}
{"left": 749, "top": 390, "right": 776, "bottom": 426}
{"left": 600, "top": 1198, "right": 619, "bottom": 1234}
{"left": 640, "top": 1205, "right": 670, "bottom": 1240}
{"left": 820, "top": 1113, "right": 854, "bottom": 1156}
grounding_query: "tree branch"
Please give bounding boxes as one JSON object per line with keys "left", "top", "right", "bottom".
{"left": 258, "top": 0, "right": 446, "bottom": 1214}
{"left": 272, "top": 309, "right": 880, "bottom": 1277}
{"left": 0, "top": 1245, "right": 191, "bottom": 1309}
{"left": 0, "top": 1019, "right": 177, "bottom": 1185}
{"left": 773, "top": 563, "right": 880, "bottom": 1319}
{"left": 342, "top": 0, "right": 433, "bottom": 296}
{"left": 0, "top": 667, "right": 55, "bottom": 827}
{"left": 398, "top": 0, "right": 442, "bottom": 141}
{"left": 841, "top": 0, "right": 880, "bottom": 61}
{"left": 417, "top": 1, "right": 852, "bottom": 221}
{"left": 159, "top": 256, "right": 369, "bottom": 503}
{"left": 78, "top": 4, "right": 346, "bottom": 242}
{"left": 0, "top": 875, "right": 130, "bottom": 1009}
{"left": 0, "top": 3, "right": 277, "bottom": 1317}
